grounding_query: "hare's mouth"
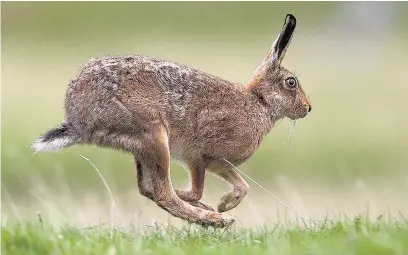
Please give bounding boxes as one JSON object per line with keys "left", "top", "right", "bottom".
{"left": 298, "top": 110, "right": 309, "bottom": 119}
{"left": 287, "top": 109, "right": 309, "bottom": 120}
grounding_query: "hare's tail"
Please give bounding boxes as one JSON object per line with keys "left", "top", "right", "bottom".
{"left": 31, "top": 122, "right": 80, "bottom": 153}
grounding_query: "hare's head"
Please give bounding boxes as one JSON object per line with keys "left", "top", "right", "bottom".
{"left": 248, "top": 14, "right": 311, "bottom": 120}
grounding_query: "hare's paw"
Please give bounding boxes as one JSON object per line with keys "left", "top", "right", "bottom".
{"left": 188, "top": 200, "right": 215, "bottom": 212}
{"left": 197, "top": 212, "right": 235, "bottom": 228}
{"left": 217, "top": 189, "right": 247, "bottom": 213}
{"left": 175, "top": 189, "right": 200, "bottom": 201}
{"left": 218, "top": 214, "right": 235, "bottom": 228}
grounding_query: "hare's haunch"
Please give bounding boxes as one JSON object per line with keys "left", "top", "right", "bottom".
{"left": 32, "top": 14, "right": 311, "bottom": 228}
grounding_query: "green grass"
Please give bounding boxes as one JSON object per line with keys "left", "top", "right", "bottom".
{"left": 2, "top": 217, "right": 408, "bottom": 255}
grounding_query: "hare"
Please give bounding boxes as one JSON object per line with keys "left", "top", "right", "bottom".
{"left": 32, "top": 14, "right": 311, "bottom": 228}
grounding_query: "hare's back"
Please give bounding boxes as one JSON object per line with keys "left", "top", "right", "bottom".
{"left": 64, "top": 55, "right": 232, "bottom": 139}
{"left": 69, "top": 55, "right": 213, "bottom": 92}
{"left": 64, "top": 55, "right": 176, "bottom": 138}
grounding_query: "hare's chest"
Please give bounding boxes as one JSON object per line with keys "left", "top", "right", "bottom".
{"left": 230, "top": 133, "right": 264, "bottom": 162}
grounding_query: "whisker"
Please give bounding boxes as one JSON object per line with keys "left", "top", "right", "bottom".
{"left": 285, "top": 120, "right": 298, "bottom": 149}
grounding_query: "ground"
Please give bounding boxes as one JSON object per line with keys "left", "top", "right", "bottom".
{"left": 2, "top": 217, "right": 408, "bottom": 255}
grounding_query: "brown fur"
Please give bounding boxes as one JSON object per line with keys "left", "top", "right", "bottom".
{"left": 32, "top": 14, "right": 311, "bottom": 228}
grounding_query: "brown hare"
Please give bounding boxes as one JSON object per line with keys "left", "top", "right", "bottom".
{"left": 32, "top": 14, "right": 311, "bottom": 228}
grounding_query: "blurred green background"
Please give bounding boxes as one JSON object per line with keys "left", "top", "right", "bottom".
{"left": 2, "top": 2, "right": 408, "bottom": 224}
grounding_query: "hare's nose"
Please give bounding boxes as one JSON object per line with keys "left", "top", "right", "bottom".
{"left": 303, "top": 103, "right": 312, "bottom": 112}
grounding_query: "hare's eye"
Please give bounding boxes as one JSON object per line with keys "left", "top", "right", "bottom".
{"left": 285, "top": 77, "right": 297, "bottom": 89}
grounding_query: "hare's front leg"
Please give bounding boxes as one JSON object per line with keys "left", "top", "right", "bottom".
{"left": 174, "top": 160, "right": 215, "bottom": 212}
{"left": 135, "top": 125, "right": 234, "bottom": 228}
{"left": 210, "top": 168, "right": 249, "bottom": 213}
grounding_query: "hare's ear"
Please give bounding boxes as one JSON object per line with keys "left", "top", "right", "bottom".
{"left": 251, "top": 14, "right": 296, "bottom": 80}
{"left": 270, "top": 14, "right": 296, "bottom": 67}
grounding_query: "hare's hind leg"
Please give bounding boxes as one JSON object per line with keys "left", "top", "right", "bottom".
{"left": 136, "top": 125, "right": 234, "bottom": 228}
{"left": 210, "top": 168, "right": 249, "bottom": 213}
{"left": 174, "top": 160, "right": 215, "bottom": 212}
{"left": 135, "top": 161, "right": 154, "bottom": 200}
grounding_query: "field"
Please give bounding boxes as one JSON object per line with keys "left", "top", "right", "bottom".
{"left": 3, "top": 218, "right": 408, "bottom": 254}
{"left": 2, "top": 2, "right": 408, "bottom": 254}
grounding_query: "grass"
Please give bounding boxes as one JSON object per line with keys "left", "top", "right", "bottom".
{"left": 2, "top": 217, "right": 408, "bottom": 255}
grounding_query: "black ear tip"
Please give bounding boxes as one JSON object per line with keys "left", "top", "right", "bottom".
{"left": 285, "top": 14, "right": 296, "bottom": 25}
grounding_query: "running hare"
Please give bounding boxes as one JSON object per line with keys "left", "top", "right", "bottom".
{"left": 32, "top": 14, "right": 311, "bottom": 228}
